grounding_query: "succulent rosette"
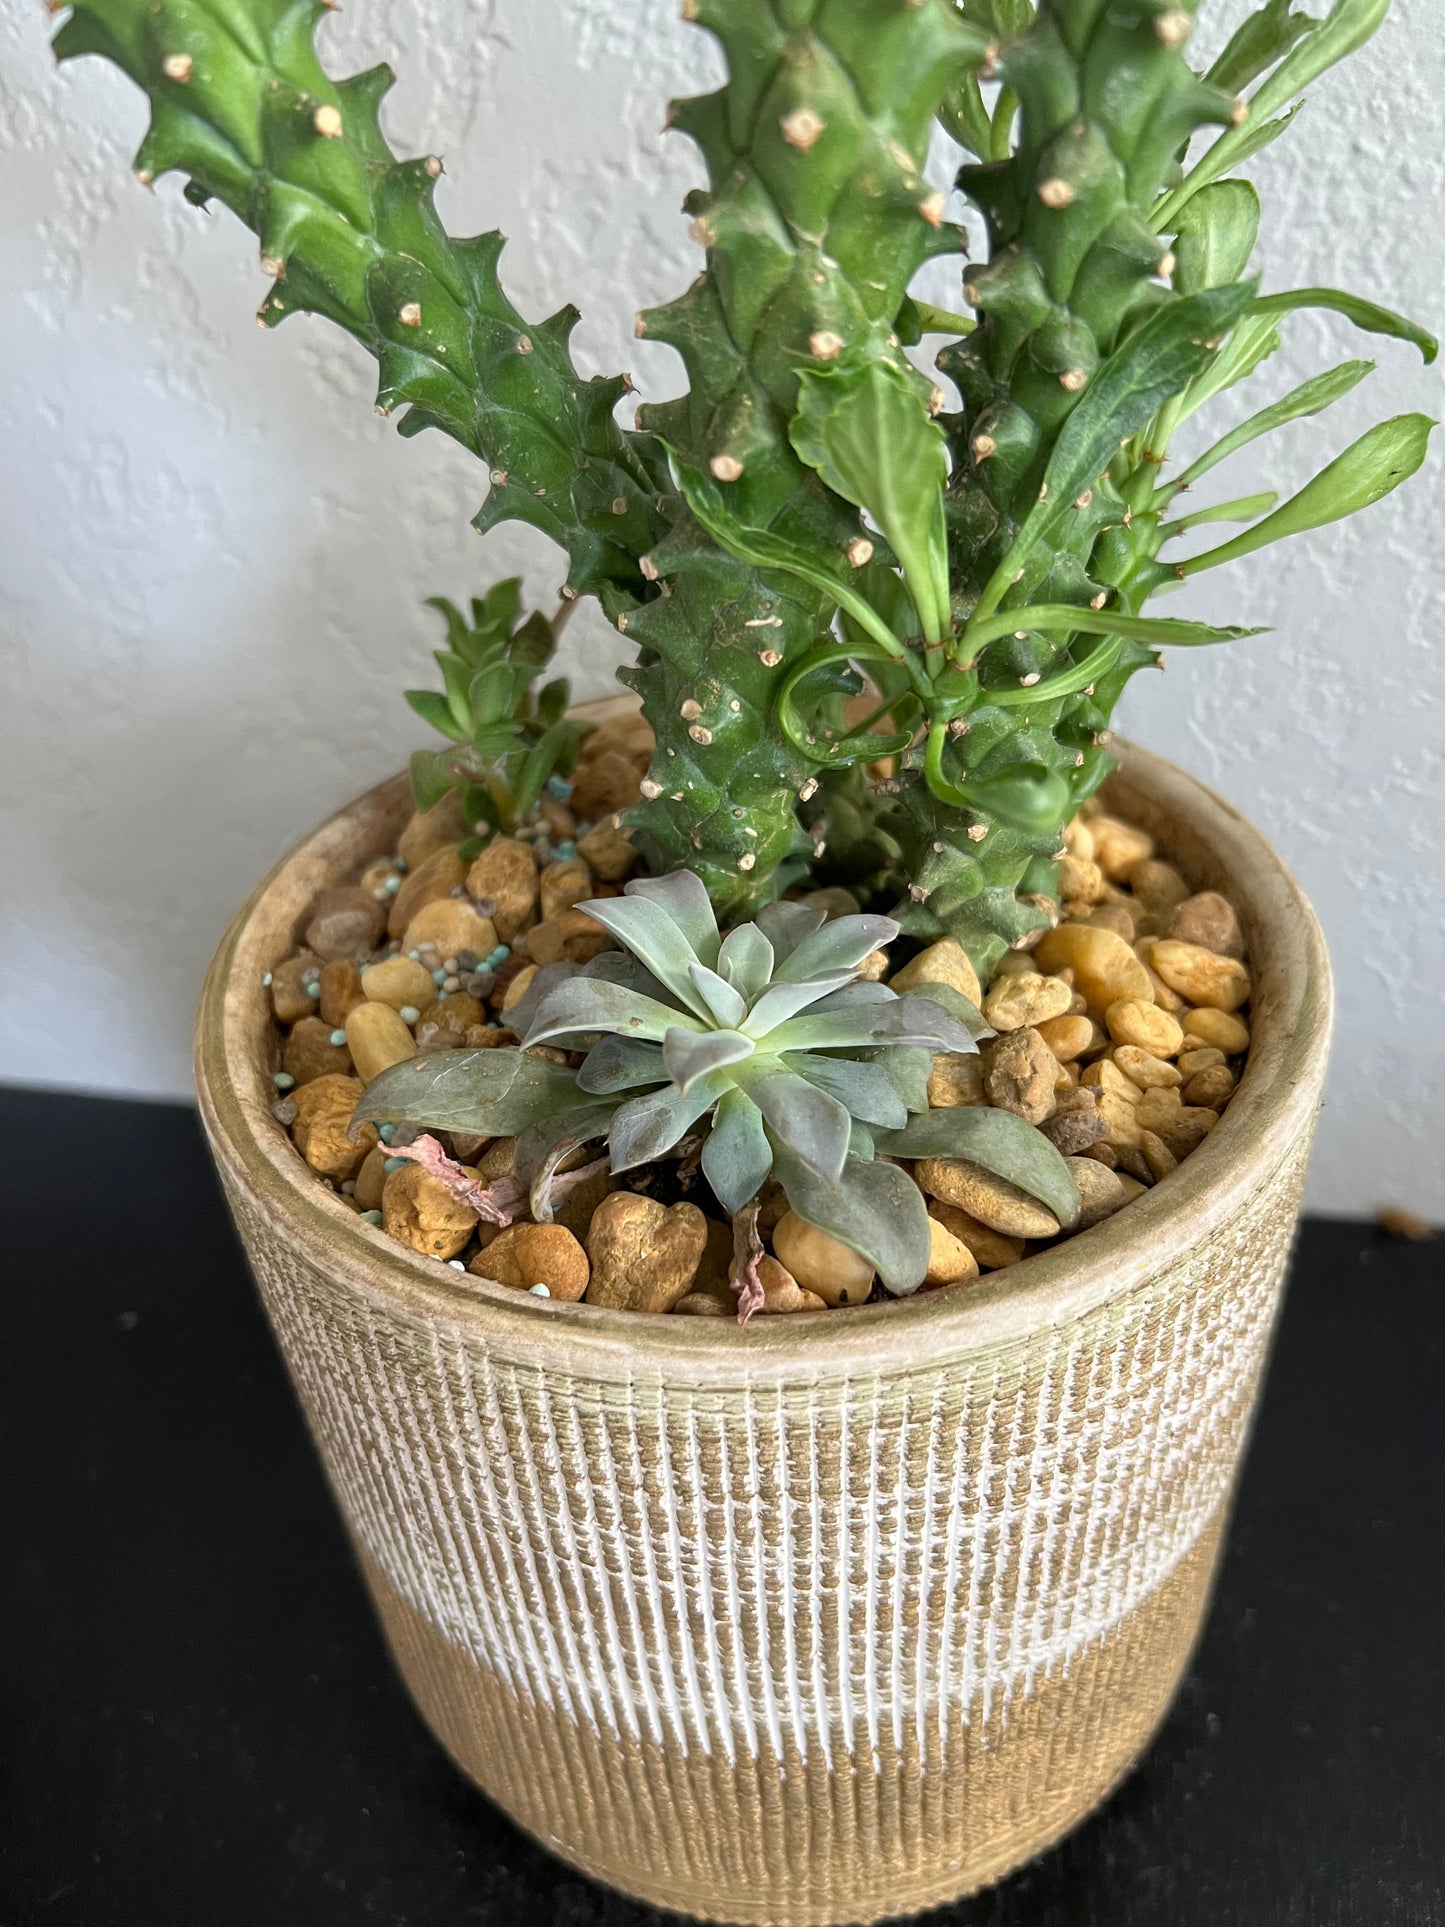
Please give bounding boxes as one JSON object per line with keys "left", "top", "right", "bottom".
{"left": 357, "top": 871, "right": 1080, "bottom": 1292}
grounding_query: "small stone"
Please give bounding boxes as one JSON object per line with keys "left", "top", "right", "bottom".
{"left": 1084, "top": 901, "right": 1137, "bottom": 942}
{"left": 539, "top": 856, "right": 594, "bottom": 921}
{"left": 1033, "top": 923, "right": 1153, "bottom": 1012}
{"left": 353, "top": 1145, "right": 389, "bottom": 1212}
{"left": 1105, "top": 998, "right": 1183, "bottom": 1057}
{"left": 283, "top": 1015, "right": 352, "bottom": 1085}
{"left": 397, "top": 791, "right": 469, "bottom": 870}
{"left": 982, "top": 971, "right": 1073, "bottom": 1032}
{"left": 926, "top": 1202, "right": 1023, "bottom": 1270}
{"left": 319, "top": 959, "right": 365, "bottom": 1028}
{"left": 674, "top": 1291, "right": 732, "bottom": 1317}
{"left": 1177, "top": 1045, "right": 1226, "bottom": 1078}
{"left": 401, "top": 898, "right": 499, "bottom": 961}
{"left": 1141, "top": 962, "right": 1188, "bottom": 1014}
{"left": 1112, "top": 1043, "right": 1182, "bottom": 1089}
{"left": 986, "top": 1028, "right": 1061, "bottom": 1125}
{"left": 1183, "top": 1007, "right": 1250, "bottom": 1054}
{"left": 921, "top": 1217, "right": 980, "bottom": 1291}
{"left": 1138, "top": 1129, "right": 1178, "bottom": 1182}
{"left": 1065, "top": 1156, "right": 1129, "bottom": 1228}
{"left": 1035, "top": 1013, "right": 1095, "bottom": 1063}
{"left": 800, "top": 886, "right": 862, "bottom": 919}
{"left": 1156, "top": 1114, "right": 1213, "bottom": 1161}
{"left": 291, "top": 1074, "right": 377, "bottom": 1180}
{"left": 305, "top": 886, "right": 386, "bottom": 962}
{"left": 469, "top": 1222, "right": 590, "bottom": 1300}
{"left": 1134, "top": 1085, "right": 1183, "bottom": 1131}
{"left": 1150, "top": 940, "right": 1252, "bottom": 1012}
{"left": 585, "top": 1192, "right": 709, "bottom": 1312}
{"left": 345, "top": 1000, "right": 418, "bottom": 1082}
{"left": 499, "top": 963, "right": 538, "bottom": 1013}
{"left": 550, "top": 1165, "right": 618, "bottom": 1242}
{"left": 1169, "top": 890, "right": 1245, "bottom": 958}
{"left": 387, "top": 846, "right": 466, "bottom": 939}
{"left": 1079, "top": 1141, "right": 1119, "bottom": 1169}
{"left": 1127, "top": 858, "right": 1190, "bottom": 914}
{"left": 360, "top": 955, "right": 437, "bottom": 1011}
{"left": 1183, "top": 1064, "right": 1237, "bottom": 1109}
{"left": 926, "top": 1051, "right": 986, "bottom": 1108}
{"left": 756, "top": 1255, "right": 827, "bottom": 1314}
{"left": 1040, "top": 1104, "right": 1107, "bottom": 1156}
{"left": 570, "top": 748, "right": 644, "bottom": 820}
{"left": 1081, "top": 1057, "right": 1145, "bottom": 1104}
{"left": 382, "top": 1161, "right": 479, "bottom": 1260}
{"left": 466, "top": 836, "right": 540, "bottom": 943}
{"left": 525, "top": 909, "right": 611, "bottom": 967}
{"left": 771, "top": 1211, "right": 875, "bottom": 1306}
{"left": 575, "top": 816, "right": 638, "bottom": 882}
{"left": 889, "top": 938, "right": 981, "bottom": 1008}
{"left": 538, "top": 797, "right": 576, "bottom": 840}
{"left": 914, "top": 1159, "right": 1060, "bottom": 1238}
{"left": 1095, "top": 1090, "right": 1143, "bottom": 1150}
{"left": 1056, "top": 852, "right": 1104, "bottom": 904}
{"left": 1089, "top": 814, "right": 1153, "bottom": 880}
{"left": 416, "top": 992, "right": 485, "bottom": 1041}
{"left": 1062, "top": 817, "right": 1095, "bottom": 862}
{"left": 270, "top": 951, "right": 324, "bottom": 1025}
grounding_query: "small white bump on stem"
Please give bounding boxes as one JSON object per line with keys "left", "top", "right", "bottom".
{"left": 1037, "top": 178, "right": 1074, "bottom": 209}
{"left": 798, "top": 778, "right": 819, "bottom": 803}
{"left": 781, "top": 107, "right": 825, "bottom": 150}
{"left": 967, "top": 823, "right": 988, "bottom": 842}
{"left": 689, "top": 725, "right": 713, "bottom": 745}
{"left": 758, "top": 649, "right": 783, "bottom": 667}
{"left": 162, "top": 52, "right": 192, "bottom": 81}
{"left": 846, "top": 537, "right": 874, "bottom": 567}
{"left": 709, "top": 453, "right": 744, "bottom": 482}
{"left": 398, "top": 302, "right": 422, "bottom": 327}
{"left": 516, "top": 334, "right": 533, "bottom": 354}
{"left": 313, "top": 103, "right": 343, "bottom": 138}
{"left": 1060, "top": 369, "right": 1089, "bottom": 392}
{"left": 809, "top": 330, "right": 844, "bottom": 359}
{"left": 918, "top": 191, "right": 946, "bottom": 228}
{"left": 679, "top": 698, "right": 703, "bottom": 720}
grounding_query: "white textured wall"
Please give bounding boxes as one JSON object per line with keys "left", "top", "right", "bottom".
{"left": 2, "top": 0, "right": 1441, "bottom": 1217}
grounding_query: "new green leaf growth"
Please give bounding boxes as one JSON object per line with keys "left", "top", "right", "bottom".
{"left": 404, "top": 580, "right": 585, "bottom": 838}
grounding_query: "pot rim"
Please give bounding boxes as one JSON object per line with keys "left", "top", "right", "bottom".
{"left": 195, "top": 736, "right": 1332, "bottom": 1387}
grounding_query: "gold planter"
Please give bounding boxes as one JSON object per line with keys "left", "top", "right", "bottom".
{"left": 195, "top": 740, "right": 1331, "bottom": 1925}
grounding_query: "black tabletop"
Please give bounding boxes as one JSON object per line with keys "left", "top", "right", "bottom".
{"left": 2, "top": 1086, "right": 1442, "bottom": 1927}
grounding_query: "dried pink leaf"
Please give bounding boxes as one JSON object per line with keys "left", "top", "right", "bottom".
{"left": 385, "top": 1134, "right": 525, "bottom": 1225}
{"left": 730, "top": 1201, "right": 766, "bottom": 1327}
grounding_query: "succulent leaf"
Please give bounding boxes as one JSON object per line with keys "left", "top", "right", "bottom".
{"left": 874, "top": 1106, "right": 1082, "bottom": 1230}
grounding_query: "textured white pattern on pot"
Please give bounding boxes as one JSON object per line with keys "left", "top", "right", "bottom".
{"left": 235, "top": 1172, "right": 1287, "bottom": 1763}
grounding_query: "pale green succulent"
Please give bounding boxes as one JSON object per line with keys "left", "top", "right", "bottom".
{"left": 356, "top": 870, "right": 1079, "bottom": 1293}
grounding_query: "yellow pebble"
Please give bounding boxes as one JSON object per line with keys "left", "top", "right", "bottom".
{"left": 345, "top": 999, "right": 417, "bottom": 1082}
{"left": 1150, "top": 940, "right": 1252, "bottom": 1012}
{"left": 1105, "top": 997, "right": 1184, "bottom": 1057}
{"left": 360, "top": 955, "right": 437, "bottom": 1011}
{"left": 889, "top": 938, "right": 981, "bottom": 1008}
{"left": 1183, "top": 1006, "right": 1251, "bottom": 1054}
{"left": 772, "top": 1211, "right": 875, "bottom": 1306}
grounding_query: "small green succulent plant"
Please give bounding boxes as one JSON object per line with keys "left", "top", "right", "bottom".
{"left": 355, "top": 872, "right": 1078, "bottom": 1292}
{"left": 404, "top": 579, "right": 584, "bottom": 841}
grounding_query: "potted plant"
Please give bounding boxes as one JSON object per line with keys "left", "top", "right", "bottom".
{"left": 53, "top": 0, "right": 1431, "bottom": 1918}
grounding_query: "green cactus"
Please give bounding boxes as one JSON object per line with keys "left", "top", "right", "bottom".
{"left": 52, "top": 0, "right": 667, "bottom": 604}
{"left": 53, "top": 0, "right": 1435, "bottom": 968}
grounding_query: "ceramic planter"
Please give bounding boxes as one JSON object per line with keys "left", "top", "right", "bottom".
{"left": 195, "top": 738, "right": 1331, "bottom": 1926}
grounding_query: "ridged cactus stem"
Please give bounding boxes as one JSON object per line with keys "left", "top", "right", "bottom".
{"left": 618, "top": 0, "right": 992, "bottom": 913}
{"left": 52, "top": 0, "right": 668, "bottom": 604}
